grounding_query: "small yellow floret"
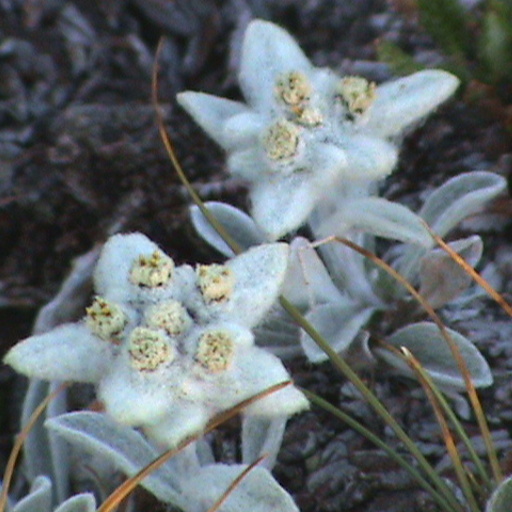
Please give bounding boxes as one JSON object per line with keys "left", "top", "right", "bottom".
{"left": 276, "top": 71, "right": 312, "bottom": 106}
{"left": 86, "top": 296, "right": 127, "bottom": 341}
{"left": 337, "top": 76, "right": 376, "bottom": 115}
{"left": 130, "top": 250, "right": 175, "bottom": 288}
{"left": 196, "top": 330, "right": 234, "bottom": 373}
{"left": 196, "top": 264, "right": 235, "bottom": 304}
{"left": 145, "top": 300, "right": 192, "bottom": 337}
{"left": 296, "top": 106, "right": 323, "bottom": 127}
{"left": 128, "top": 327, "right": 173, "bottom": 371}
{"left": 264, "top": 119, "right": 301, "bottom": 162}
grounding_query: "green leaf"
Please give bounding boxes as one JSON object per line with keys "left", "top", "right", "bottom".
{"left": 11, "top": 476, "right": 52, "bottom": 512}
{"left": 190, "top": 202, "right": 265, "bottom": 258}
{"left": 486, "top": 475, "right": 512, "bottom": 512}
{"left": 317, "top": 197, "right": 432, "bottom": 246}
{"left": 397, "top": 171, "right": 506, "bottom": 282}
{"left": 418, "top": 235, "right": 483, "bottom": 309}
{"left": 376, "top": 40, "right": 425, "bottom": 76}
{"left": 21, "top": 380, "right": 70, "bottom": 505}
{"left": 300, "top": 302, "right": 375, "bottom": 363}
{"left": 54, "top": 495, "right": 96, "bottom": 512}
{"left": 45, "top": 412, "right": 184, "bottom": 507}
{"left": 417, "top": 0, "right": 472, "bottom": 58}
{"left": 375, "top": 322, "right": 493, "bottom": 389}
{"left": 479, "top": 3, "right": 512, "bottom": 83}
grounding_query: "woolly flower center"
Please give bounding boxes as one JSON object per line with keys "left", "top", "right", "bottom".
{"left": 276, "top": 71, "right": 312, "bottom": 106}
{"left": 295, "top": 106, "right": 323, "bottom": 127}
{"left": 130, "top": 250, "right": 175, "bottom": 288}
{"left": 276, "top": 71, "right": 323, "bottom": 127}
{"left": 128, "top": 327, "right": 174, "bottom": 371}
{"left": 336, "top": 76, "right": 376, "bottom": 115}
{"left": 264, "top": 119, "right": 301, "bottom": 162}
{"left": 145, "top": 300, "right": 192, "bottom": 337}
{"left": 196, "top": 264, "right": 235, "bottom": 304}
{"left": 196, "top": 330, "right": 235, "bottom": 373}
{"left": 86, "top": 296, "right": 127, "bottom": 341}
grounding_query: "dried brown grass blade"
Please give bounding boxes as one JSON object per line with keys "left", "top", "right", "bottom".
{"left": 206, "top": 454, "right": 267, "bottom": 512}
{"left": 398, "top": 345, "right": 481, "bottom": 512}
{"left": 151, "top": 37, "right": 242, "bottom": 255}
{"left": 320, "top": 235, "right": 503, "bottom": 483}
{"left": 0, "top": 382, "right": 69, "bottom": 512}
{"left": 96, "top": 381, "right": 292, "bottom": 512}
{"left": 427, "top": 225, "right": 512, "bottom": 318}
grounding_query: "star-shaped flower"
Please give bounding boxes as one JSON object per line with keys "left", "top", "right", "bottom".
{"left": 178, "top": 19, "right": 459, "bottom": 240}
{"left": 4, "top": 233, "right": 308, "bottom": 447}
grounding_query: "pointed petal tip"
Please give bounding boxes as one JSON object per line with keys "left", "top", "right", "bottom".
{"left": 417, "top": 69, "right": 461, "bottom": 99}
{"left": 3, "top": 345, "right": 18, "bottom": 369}
{"left": 245, "top": 19, "right": 283, "bottom": 41}
{"left": 240, "top": 19, "right": 311, "bottom": 108}
{"left": 246, "top": 384, "right": 309, "bottom": 417}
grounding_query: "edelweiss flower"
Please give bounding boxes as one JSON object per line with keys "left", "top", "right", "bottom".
{"left": 4, "top": 233, "right": 308, "bottom": 447}
{"left": 178, "top": 19, "right": 459, "bottom": 240}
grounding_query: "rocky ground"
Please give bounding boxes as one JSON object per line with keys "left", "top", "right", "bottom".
{"left": 0, "top": 1, "right": 511, "bottom": 511}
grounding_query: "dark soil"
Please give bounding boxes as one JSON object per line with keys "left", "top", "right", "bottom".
{"left": 1, "top": 1, "right": 511, "bottom": 511}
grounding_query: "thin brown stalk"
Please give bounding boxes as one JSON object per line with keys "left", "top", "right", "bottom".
{"left": 281, "top": 295, "right": 464, "bottom": 512}
{"left": 318, "top": 235, "right": 503, "bottom": 483}
{"left": 375, "top": 339, "right": 492, "bottom": 491}
{"left": 151, "top": 38, "right": 242, "bottom": 256}
{"left": 427, "top": 226, "right": 512, "bottom": 318}
{"left": 399, "top": 345, "right": 481, "bottom": 512}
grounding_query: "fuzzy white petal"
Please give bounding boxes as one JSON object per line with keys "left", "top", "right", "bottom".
{"left": 233, "top": 347, "right": 308, "bottom": 417}
{"left": 4, "top": 324, "right": 114, "bottom": 383}
{"left": 341, "top": 134, "right": 398, "bottom": 180}
{"left": 97, "top": 349, "right": 185, "bottom": 426}
{"left": 249, "top": 175, "right": 318, "bottom": 240}
{"left": 227, "top": 147, "right": 266, "bottom": 181}
{"left": 239, "top": 20, "right": 313, "bottom": 110}
{"left": 224, "top": 243, "right": 289, "bottom": 327}
{"left": 143, "top": 404, "right": 209, "bottom": 448}
{"left": 177, "top": 92, "right": 249, "bottom": 150}
{"left": 366, "top": 70, "right": 460, "bottom": 138}
{"left": 223, "top": 111, "right": 266, "bottom": 149}
{"left": 94, "top": 233, "right": 191, "bottom": 305}
{"left": 248, "top": 142, "right": 346, "bottom": 240}
{"left": 94, "top": 233, "right": 161, "bottom": 302}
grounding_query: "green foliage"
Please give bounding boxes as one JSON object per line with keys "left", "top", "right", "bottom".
{"left": 381, "top": 0, "right": 512, "bottom": 93}
{"left": 376, "top": 40, "right": 425, "bottom": 76}
{"left": 479, "top": 1, "right": 512, "bottom": 82}
{"left": 417, "top": 0, "right": 471, "bottom": 58}
{"left": 486, "top": 476, "right": 512, "bottom": 512}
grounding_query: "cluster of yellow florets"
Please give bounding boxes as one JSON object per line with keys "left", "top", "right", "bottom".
{"left": 130, "top": 250, "right": 175, "bottom": 288}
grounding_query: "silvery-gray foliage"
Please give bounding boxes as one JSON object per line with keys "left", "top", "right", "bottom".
{"left": 11, "top": 247, "right": 101, "bottom": 509}
{"left": 486, "top": 475, "right": 512, "bottom": 512}
{"left": 1, "top": 476, "right": 95, "bottom": 512}
{"left": 46, "top": 412, "right": 300, "bottom": 512}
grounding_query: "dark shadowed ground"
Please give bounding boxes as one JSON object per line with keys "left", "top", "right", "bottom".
{"left": 0, "top": 1, "right": 511, "bottom": 511}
